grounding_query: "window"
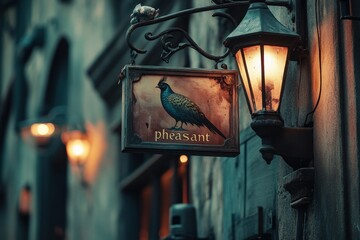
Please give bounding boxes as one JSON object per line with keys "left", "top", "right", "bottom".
{"left": 120, "top": 155, "right": 190, "bottom": 240}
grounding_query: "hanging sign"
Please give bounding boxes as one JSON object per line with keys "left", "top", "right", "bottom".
{"left": 121, "top": 65, "right": 239, "bottom": 156}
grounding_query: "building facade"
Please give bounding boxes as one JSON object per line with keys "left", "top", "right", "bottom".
{"left": 0, "top": 0, "right": 359, "bottom": 240}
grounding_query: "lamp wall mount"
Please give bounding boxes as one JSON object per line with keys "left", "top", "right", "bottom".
{"left": 126, "top": 0, "right": 300, "bottom": 68}
{"left": 283, "top": 167, "right": 314, "bottom": 209}
{"left": 248, "top": 111, "right": 313, "bottom": 169}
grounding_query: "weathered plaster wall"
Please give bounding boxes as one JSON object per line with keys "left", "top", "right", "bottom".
{"left": 305, "top": 0, "right": 347, "bottom": 239}
{"left": 338, "top": 0, "right": 360, "bottom": 238}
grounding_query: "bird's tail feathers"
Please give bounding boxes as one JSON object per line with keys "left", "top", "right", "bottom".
{"left": 203, "top": 118, "right": 226, "bottom": 139}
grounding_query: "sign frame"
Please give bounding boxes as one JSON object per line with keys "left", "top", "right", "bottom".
{"left": 121, "top": 65, "right": 240, "bottom": 156}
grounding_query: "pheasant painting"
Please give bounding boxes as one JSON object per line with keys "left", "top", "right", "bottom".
{"left": 156, "top": 78, "right": 226, "bottom": 139}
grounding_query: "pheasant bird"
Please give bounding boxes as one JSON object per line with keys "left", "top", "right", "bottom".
{"left": 156, "top": 78, "right": 226, "bottom": 139}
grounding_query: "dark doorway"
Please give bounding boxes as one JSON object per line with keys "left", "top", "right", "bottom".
{"left": 36, "top": 38, "right": 69, "bottom": 240}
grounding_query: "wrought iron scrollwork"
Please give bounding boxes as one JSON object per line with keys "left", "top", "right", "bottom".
{"left": 126, "top": 0, "right": 291, "bottom": 65}
{"left": 126, "top": 1, "right": 248, "bottom": 65}
{"left": 143, "top": 11, "right": 237, "bottom": 65}
{"left": 144, "top": 29, "right": 191, "bottom": 64}
{"left": 159, "top": 33, "right": 190, "bottom": 63}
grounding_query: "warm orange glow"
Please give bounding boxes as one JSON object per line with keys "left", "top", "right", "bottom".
{"left": 236, "top": 45, "right": 288, "bottom": 112}
{"left": 178, "top": 160, "right": 189, "bottom": 203}
{"left": 63, "top": 130, "right": 90, "bottom": 166}
{"left": 19, "top": 186, "right": 31, "bottom": 215}
{"left": 179, "top": 155, "right": 188, "bottom": 164}
{"left": 61, "top": 122, "right": 107, "bottom": 184}
{"left": 236, "top": 49, "right": 254, "bottom": 113}
{"left": 66, "top": 139, "right": 90, "bottom": 164}
{"left": 81, "top": 121, "right": 107, "bottom": 184}
{"left": 159, "top": 169, "right": 172, "bottom": 238}
{"left": 263, "top": 45, "right": 288, "bottom": 111}
{"left": 139, "top": 185, "right": 152, "bottom": 240}
{"left": 21, "top": 122, "right": 57, "bottom": 146}
{"left": 30, "top": 123, "right": 56, "bottom": 137}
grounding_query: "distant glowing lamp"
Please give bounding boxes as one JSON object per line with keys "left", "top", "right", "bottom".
{"left": 179, "top": 155, "right": 189, "bottom": 164}
{"left": 20, "top": 106, "right": 66, "bottom": 147}
{"left": 30, "top": 123, "right": 56, "bottom": 137}
{"left": 62, "top": 130, "right": 90, "bottom": 167}
{"left": 21, "top": 121, "right": 59, "bottom": 146}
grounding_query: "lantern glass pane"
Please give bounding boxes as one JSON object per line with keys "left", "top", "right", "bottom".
{"left": 263, "top": 45, "right": 288, "bottom": 111}
{"left": 242, "top": 45, "right": 262, "bottom": 112}
{"left": 235, "top": 50, "right": 254, "bottom": 113}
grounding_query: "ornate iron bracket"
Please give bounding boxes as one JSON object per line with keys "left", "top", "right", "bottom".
{"left": 126, "top": 1, "right": 292, "bottom": 67}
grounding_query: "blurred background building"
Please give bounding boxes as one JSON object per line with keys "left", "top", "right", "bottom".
{"left": 0, "top": 0, "right": 359, "bottom": 239}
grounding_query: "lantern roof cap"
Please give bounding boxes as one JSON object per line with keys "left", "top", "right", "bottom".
{"left": 224, "top": 1, "right": 300, "bottom": 51}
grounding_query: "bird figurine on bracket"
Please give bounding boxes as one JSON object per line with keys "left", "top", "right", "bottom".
{"left": 156, "top": 78, "right": 226, "bottom": 139}
{"left": 130, "top": 3, "right": 159, "bottom": 24}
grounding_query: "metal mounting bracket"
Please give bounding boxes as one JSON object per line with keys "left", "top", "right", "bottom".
{"left": 283, "top": 167, "right": 314, "bottom": 209}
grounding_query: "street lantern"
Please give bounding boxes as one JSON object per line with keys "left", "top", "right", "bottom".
{"left": 62, "top": 130, "right": 90, "bottom": 167}
{"left": 223, "top": 0, "right": 313, "bottom": 209}
{"left": 224, "top": 0, "right": 300, "bottom": 120}
{"left": 20, "top": 106, "right": 66, "bottom": 147}
{"left": 223, "top": 0, "right": 314, "bottom": 171}
{"left": 29, "top": 123, "right": 56, "bottom": 138}
{"left": 21, "top": 121, "right": 58, "bottom": 146}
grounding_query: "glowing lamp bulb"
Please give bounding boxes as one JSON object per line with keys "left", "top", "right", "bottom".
{"left": 69, "top": 140, "right": 86, "bottom": 156}
{"left": 30, "top": 123, "right": 56, "bottom": 137}
{"left": 66, "top": 138, "right": 90, "bottom": 166}
{"left": 179, "top": 155, "right": 188, "bottom": 164}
